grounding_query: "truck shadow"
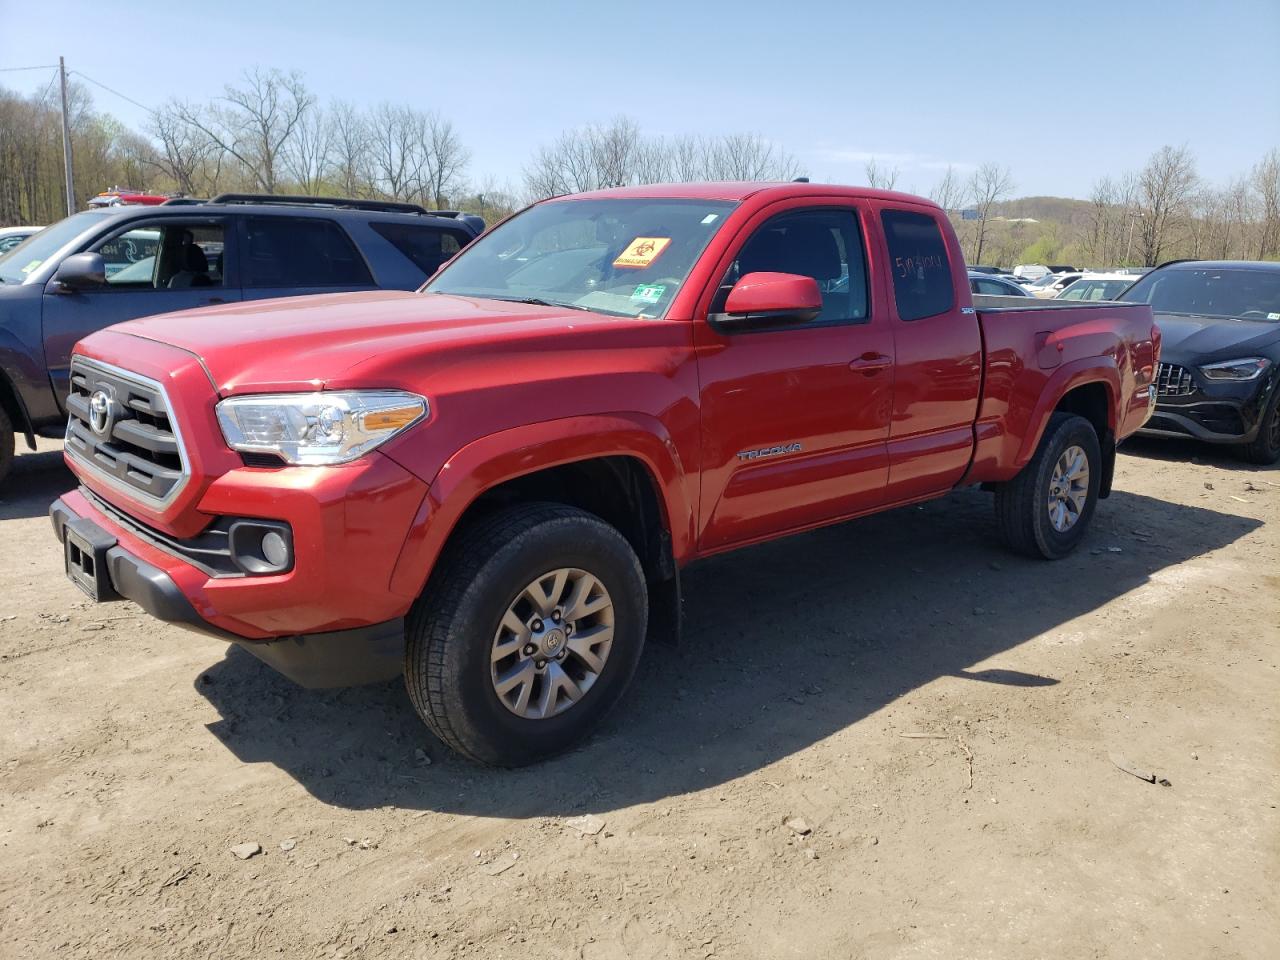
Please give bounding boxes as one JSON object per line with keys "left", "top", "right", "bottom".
{"left": 195, "top": 484, "right": 1261, "bottom": 816}
{"left": 0, "top": 447, "right": 75, "bottom": 522}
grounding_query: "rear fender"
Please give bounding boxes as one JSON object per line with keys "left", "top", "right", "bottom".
{"left": 1013, "top": 360, "right": 1120, "bottom": 470}
{"left": 388, "top": 414, "right": 694, "bottom": 600}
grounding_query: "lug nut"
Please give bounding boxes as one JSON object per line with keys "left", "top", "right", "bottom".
{"left": 556, "top": 649, "right": 567, "bottom": 660}
{"left": 531, "top": 619, "right": 543, "bottom": 632}
{"left": 523, "top": 644, "right": 536, "bottom": 656}
{"left": 551, "top": 610, "right": 562, "bottom": 623}
{"left": 535, "top": 659, "right": 546, "bottom": 670}
{"left": 564, "top": 623, "right": 573, "bottom": 636}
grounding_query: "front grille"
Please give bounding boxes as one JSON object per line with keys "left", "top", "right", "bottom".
{"left": 65, "top": 357, "right": 188, "bottom": 506}
{"left": 1155, "top": 362, "right": 1195, "bottom": 397}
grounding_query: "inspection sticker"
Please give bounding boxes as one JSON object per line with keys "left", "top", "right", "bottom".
{"left": 631, "top": 284, "right": 666, "bottom": 304}
{"left": 1269, "top": 312, "right": 1280, "bottom": 321}
{"left": 614, "top": 237, "right": 671, "bottom": 269}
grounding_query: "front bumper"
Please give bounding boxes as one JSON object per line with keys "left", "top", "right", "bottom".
{"left": 50, "top": 497, "right": 405, "bottom": 687}
{"left": 1138, "top": 373, "right": 1274, "bottom": 445}
{"left": 49, "top": 448, "right": 431, "bottom": 686}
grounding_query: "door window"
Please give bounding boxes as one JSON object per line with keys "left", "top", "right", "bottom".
{"left": 711, "top": 208, "right": 869, "bottom": 326}
{"left": 242, "top": 217, "right": 372, "bottom": 287}
{"left": 881, "top": 209, "right": 955, "bottom": 321}
{"left": 95, "top": 222, "right": 227, "bottom": 289}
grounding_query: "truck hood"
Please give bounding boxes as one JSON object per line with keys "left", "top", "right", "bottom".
{"left": 110, "top": 290, "right": 638, "bottom": 394}
{"left": 1155, "top": 312, "right": 1280, "bottom": 363}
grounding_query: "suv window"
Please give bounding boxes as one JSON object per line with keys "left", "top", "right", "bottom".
{"left": 711, "top": 208, "right": 869, "bottom": 326}
{"left": 881, "top": 209, "right": 954, "bottom": 321}
{"left": 370, "top": 222, "right": 467, "bottom": 277}
{"left": 242, "top": 217, "right": 372, "bottom": 287}
{"left": 95, "top": 221, "right": 226, "bottom": 289}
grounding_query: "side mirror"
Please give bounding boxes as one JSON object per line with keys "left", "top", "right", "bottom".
{"left": 52, "top": 252, "right": 107, "bottom": 292}
{"left": 710, "top": 272, "right": 822, "bottom": 333}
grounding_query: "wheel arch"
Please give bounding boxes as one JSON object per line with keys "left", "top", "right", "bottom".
{"left": 388, "top": 415, "right": 693, "bottom": 640}
{"left": 0, "top": 365, "right": 37, "bottom": 450}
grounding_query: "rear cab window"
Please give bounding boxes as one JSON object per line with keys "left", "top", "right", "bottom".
{"left": 370, "top": 221, "right": 469, "bottom": 278}
{"left": 881, "top": 209, "right": 955, "bottom": 321}
{"left": 241, "top": 217, "right": 372, "bottom": 288}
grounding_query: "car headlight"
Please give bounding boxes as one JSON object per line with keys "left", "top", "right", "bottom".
{"left": 215, "top": 391, "right": 428, "bottom": 465}
{"left": 1198, "top": 357, "right": 1272, "bottom": 381}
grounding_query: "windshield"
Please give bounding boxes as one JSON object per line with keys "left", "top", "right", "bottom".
{"left": 0, "top": 211, "right": 106, "bottom": 284}
{"left": 426, "top": 198, "right": 737, "bottom": 318}
{"left": 1029, "top": 273, "right": 1058, "bottom": 288}
{"left": 1119, "top": 267, "right": 1280, "bottom": 321}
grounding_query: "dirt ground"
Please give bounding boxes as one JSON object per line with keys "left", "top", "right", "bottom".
{"left": 1, "top": 436, "right": 1277, "bottom": 960}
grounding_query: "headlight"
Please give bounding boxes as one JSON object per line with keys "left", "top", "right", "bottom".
{"left": 215, "top": 391, "right": 428, "bottom": 465}
{"left": 1198, "top": 357, "right": 1272, "bottom": 381}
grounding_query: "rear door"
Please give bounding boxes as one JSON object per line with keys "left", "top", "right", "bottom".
{"left": 695, "top": 199, "right": 895, "bottom": 550}
{"left": 873, "top": 204, "right": 982, "bottom": 502}
{"left": 41, "top": 215, "right": 240, "bottom": 407}
{"left": 238, "top": 216, "right": 378, "bottom": 301}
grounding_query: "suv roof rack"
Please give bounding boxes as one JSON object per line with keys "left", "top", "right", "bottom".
{"left": 207, "top": 193, "right": 463, "bottom": 217}
{"left": 160, "top": 197, "right": 208, "bottom": 205}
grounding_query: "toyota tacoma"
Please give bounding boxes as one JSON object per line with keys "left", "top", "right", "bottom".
{"left": 49, "top": 182, "right": 1159, "bottom": 765}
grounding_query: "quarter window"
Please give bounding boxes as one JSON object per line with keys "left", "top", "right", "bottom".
{"left": 881, "top": 209, "right": 954, "bottom": 321}
{"left": 712, "top": 208, "right": 869, "bottom": 326}
{"left": 242, "top": 217, "right": 372, "bottom": 287}
{"left": 370, "top": 221, "right": 467, "bottom": 277}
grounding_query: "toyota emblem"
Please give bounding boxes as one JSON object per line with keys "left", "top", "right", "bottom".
{"left": 89, "top": 390, "right": 113, "bottom": 437}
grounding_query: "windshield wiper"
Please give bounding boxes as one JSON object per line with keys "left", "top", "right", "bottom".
{"left": 493, "top": 296, "right": 593, "bottom": 312}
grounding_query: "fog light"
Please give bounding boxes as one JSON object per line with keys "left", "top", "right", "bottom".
{"left": 261, "top": 531, "right": 288, "bottom": 567}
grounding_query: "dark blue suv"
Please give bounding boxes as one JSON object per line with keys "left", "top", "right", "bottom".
{"left": 0, "top": 195, "right": 484, "bottom": 486}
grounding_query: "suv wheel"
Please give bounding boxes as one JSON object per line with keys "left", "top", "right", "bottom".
{"left": 995, "top": 412, "right": 1102, "bottom": 560}
{"left": 1240, "top": 387, "right": 1280, "bottom": 465}
{"left": 405, "top": 503, "right": 648, "bottom": 766}
{"left": 0, "top": 405, "right": 14, "bottom": 489}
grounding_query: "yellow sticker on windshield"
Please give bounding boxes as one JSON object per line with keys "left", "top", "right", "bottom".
{"left": 21, "top": 259, "right": 42, "bottom": 275}
{"left": 614, "top": 237, "right": 671, "bottom": 269}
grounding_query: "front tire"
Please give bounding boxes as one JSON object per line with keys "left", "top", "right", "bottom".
{"left": 1240, "top": 386, "right": 1280, "bottom": 465}
{"left": 995, "top": 413, "right": 1102, "bottom": 559}
{"left": 405, "top": 503, "right": 648, "bottom": 766}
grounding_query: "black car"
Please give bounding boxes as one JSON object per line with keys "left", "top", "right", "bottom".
{"left": 1118, "top": 260, "right": 1280, "bottom": 463}
{"left": 0, "top": 194, "right": 484, "bottom": 487}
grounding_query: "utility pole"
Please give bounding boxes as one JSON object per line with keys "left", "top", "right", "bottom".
{"left": 59, "top": 56, "right": 76, "bottom": 217}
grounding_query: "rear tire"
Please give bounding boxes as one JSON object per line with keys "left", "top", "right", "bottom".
{"left": 0, "top": 405, "right": 14, "bottom": 490}
{"left": 995, "top": 413, "right": 1102, "bottom": 560}
{"left": 1239, "top": 387, "right": 1280, "bottom": 465}
{"left": 404, "top": 502, "right": 648, "bottom": 766}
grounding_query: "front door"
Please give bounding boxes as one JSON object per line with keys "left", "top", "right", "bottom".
{"left": 42, "top": 216, "right": 240, "bottom": 407}
{"left": 696, "top": 202, "right": 895, "bottom": 551}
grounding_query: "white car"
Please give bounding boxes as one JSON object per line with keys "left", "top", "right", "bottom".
{"left": 1013, "top": 264, "right": 1051, "bottom": 281}
{"left": 0, "top": 225, "right": 44, "bottom": 255}
{"left": 1029, "top": 272, "right": 1083, "bottom": 298}
{"left": 1055, "top": 273, "right": 1136, "bottom": 301}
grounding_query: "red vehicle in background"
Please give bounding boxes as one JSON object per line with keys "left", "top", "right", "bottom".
{"left": 87, "top": 189, "right": 179, "bottom": 208}
{"left": 49, "top": 181, "right": 1160, "bottom": 765}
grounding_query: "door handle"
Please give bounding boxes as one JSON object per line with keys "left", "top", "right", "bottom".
{"left": 849, "top": 353, "right": 892, "bottom": 374}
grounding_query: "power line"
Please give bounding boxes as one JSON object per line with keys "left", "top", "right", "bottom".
{"left": 0, "top": 64, "right": 58, "bottom": 72}
{"left": 69, "top": 70, "right": 155, "bottom": 115}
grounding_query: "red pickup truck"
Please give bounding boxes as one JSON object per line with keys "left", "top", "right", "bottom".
{"left": 50, "top": 182, "right": 1159, "bottom": 765}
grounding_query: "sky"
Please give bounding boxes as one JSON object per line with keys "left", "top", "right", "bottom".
{"left": 2, "top": 0, "right": 1277, "bottom": 200}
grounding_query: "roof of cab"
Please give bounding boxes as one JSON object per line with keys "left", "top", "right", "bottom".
{"left": 550, "top": 181, "right": 942, "bottom": 207}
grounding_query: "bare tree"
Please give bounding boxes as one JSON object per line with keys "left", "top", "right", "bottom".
{"left": 367, "top": 102, "right": 431, "bottom": 201}
{"left": 177, "top": 68, "right": 314, "bottom": 193}
{"left": 1135, "top": 145, "right": 1199, "bottom": 266}
{"left": 284, "top": 104, "right": 332, "bottom": 195}
{"left": 706, "top": 133, "right": 800, "bottom": 181}
{"left": 929, "top": 165, "right": 964, "bottom": 214}
{"left": 424, "top": 114, "right": 469, "bottom": 207}
{"left": 1252, "top": 148, "right": 1280, "bottom": 259}
{"left": 966, "top": 162, "right": 1014, "bottom": 264}
{"left": 327, "top": 100, "right": 370, "bottom": 198}
{"left": 864, "top": 158, "right": 899, "bottom": 190}
{"left": 143, "top": 102, "right": 217, "bottom": 196}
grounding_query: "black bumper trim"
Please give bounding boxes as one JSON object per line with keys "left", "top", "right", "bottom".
{"left": 1138, "top": 408, "right": 1260, "bottom": 444}
{"left": 50, "top": 497, "right": 406, "bottom": 689}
